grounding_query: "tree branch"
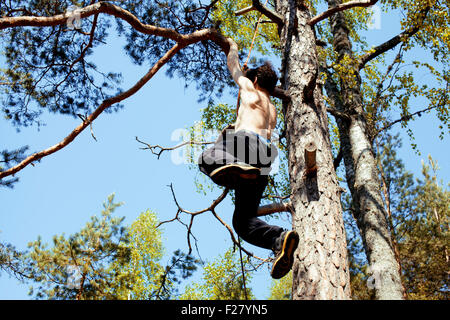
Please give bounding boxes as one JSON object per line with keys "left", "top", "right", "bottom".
{"left": 272, "top": 86, "right": 290, "bottom": 101}
{"left": 375, "top": 105, "right": 443, "bottom": 137}
{"left": 358, "top": 28, "right": 420, "bottom": 69}
{"left": 0, "top": 1, "right": 230, "bottom": 52}
{"left": 0, "top": 2, "right": 232, "bottom": 180}
{"left": 135, "top": 137, "right": 214, "bottom": 160}
{"left": 333, "top": 143, "right": 343, "bottom": 171}
{"left": 235, "top": 0, "right": 284, "bottom": 27}
{"left": 309, "top": 0, "right": 378, "bottom": 26}
{"left": 0, "top": 42, "right": 182, "bottom": 180}
{"left": 54, "top": 13, "right": 99, "bottom": 92}
{"left": 137, "top": 134, "right": 294, "bottom": 216}
{"left": 257, "top": 201, "right": 292, "bottom": 216}
{"left": 327, "top": 107, "right": 351, "bottom": 121}
{"left": 160, "top": 182, "right": 289, "bottom": 261}
{"left": 358, "top": 6, "right": 431, "bottom": 69}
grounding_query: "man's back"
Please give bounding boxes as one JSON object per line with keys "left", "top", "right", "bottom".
{"left": 234, "top": 82, "right": 277, "bottom": 140}
{"left": 225, "top": 38, "right": 278, "bottom": 140}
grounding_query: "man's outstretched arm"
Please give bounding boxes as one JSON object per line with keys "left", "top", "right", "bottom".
{"left": 226, "top": 38, "right": 255, "bottom": 92}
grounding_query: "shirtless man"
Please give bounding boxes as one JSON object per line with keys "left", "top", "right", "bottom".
{"left": 198, "top": 38, "right": 299, "bottom": 279}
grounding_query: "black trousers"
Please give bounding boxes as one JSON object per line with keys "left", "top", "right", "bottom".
{"left": 198, "top": 129, "right": 284, "bottom": 250}
{"left": 233, "top": 175, "right": 284, "bottom": 250}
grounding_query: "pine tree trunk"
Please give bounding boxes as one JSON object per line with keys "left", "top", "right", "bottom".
{"left": 326, "top": 0, "right": 405, "bottom": 300}
{"left": 276, "top": 0, "right": 351, "bottom": 299}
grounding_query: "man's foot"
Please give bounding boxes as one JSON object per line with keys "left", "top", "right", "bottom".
{"left": 210, "top": 162, "right": 260, "bottom": 189}
{"left": 271, "top": 230, "right": 299, "bottom": 279}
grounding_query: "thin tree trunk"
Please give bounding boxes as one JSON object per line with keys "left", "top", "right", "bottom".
{"left": 276, "top": 0, "right": 351, "bottom": 299}
{"left": 376, "top": 140, "right": 408, "bottom": 299}
{"left": 326, "top": 0, "right": 404, "bottom": 299}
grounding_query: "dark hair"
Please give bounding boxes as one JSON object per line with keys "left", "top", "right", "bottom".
{"left": 244, "top": 61, "right": 278, "bottom": 93}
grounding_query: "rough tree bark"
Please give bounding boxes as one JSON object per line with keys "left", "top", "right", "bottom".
{"left": 326, "top": 0, "right": 404, "bottom": 300}
{"left": 275, "top": 0, "right": 351, "bottom": 299}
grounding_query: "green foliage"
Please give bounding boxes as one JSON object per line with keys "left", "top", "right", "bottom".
{"left": 26, "top": 194, "right": 131, "bottom": 299}
{"left": 0, "top": 146, "right": 29, "bottom": 188}
{"left": 211, "top": 0, "right": 280, "bottom": 58}
{"left": 0, "top": 240, "right": 33, "bottom": 282}
{"left": 117, "top": 0, "right": 234, "bottom": 102}
{"left": 180, "top": 248, "right": 253, "bottom": 300}
{"left": 0, "top": 0, "right": 122, "bottom": 127}
{"left": 108, "top": 209, "right": 165, "bottom": 299}
{"left": 318, "top": 0, "right": 449, "bottom": 149}
{"left": 14, "top": 195, "right": 198, "bottom": 300}
{"left": 398, "top": 156, "right": 449, "bottom": 300}
{"left": 268, "top": 270, "right": 292, "bottom": 300}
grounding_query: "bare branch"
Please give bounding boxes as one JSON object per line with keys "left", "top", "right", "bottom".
{"left": 320, "top": 65, "right": 348, "bottom": 120}
{"left": 136, "top": 136, "right": 214, "bottom": 160}
{"left": 309, "top": 0, "right": 378, "bottom": 26}
{"left": 235, "top": 5, "right": 255, "bottom": 16}
{"left": 160, "top": 183, "right": 268, "bottom": 261}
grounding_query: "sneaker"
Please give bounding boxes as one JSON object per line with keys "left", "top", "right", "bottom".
{"left": 271, "top": 230, "right": 299, "bottom": 279}
{"left": 209, "top": 162, "right": 260, "bottom": 189}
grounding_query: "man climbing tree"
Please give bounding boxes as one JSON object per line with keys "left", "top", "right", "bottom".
{"left": 198, "top": 37, "right": 299, "bottom": 279}
{"left": 1, "top": 0, "right": 447, "bottom": 301}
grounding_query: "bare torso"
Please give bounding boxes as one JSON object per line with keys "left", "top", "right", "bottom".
{"left": 225, "top": 38, "right": 277, "bottom": 140}
{"left": 234, "top": 87, "right": 277, "bottom": 140}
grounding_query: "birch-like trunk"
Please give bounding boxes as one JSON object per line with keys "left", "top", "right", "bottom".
{"left": 326, "top": 0, "right": 405, "bottom": 300}
{"left": 276, "top": 0, "right": 351, "bottom": 299}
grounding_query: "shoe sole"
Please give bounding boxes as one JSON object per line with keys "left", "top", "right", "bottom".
{"left": 210, "top": 164, "right": 260, "bottom": 188}
{"left": 271, "top": 231, "right": 299, "bottom": 279}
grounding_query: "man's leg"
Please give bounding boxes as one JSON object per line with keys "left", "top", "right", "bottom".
{"left": 232, "top": 175, "right": 284, "bottom": 250}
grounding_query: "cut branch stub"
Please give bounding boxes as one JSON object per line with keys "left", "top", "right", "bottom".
{"left": 304, "top": 141, "right": 317, "bottom": 178}
{"left": 257, "top": 201, "right": 292, "bottom": 217}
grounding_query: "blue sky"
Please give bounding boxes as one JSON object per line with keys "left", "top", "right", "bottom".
{"left": 0, "top": 5, "right": 448, "bottom": 299}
